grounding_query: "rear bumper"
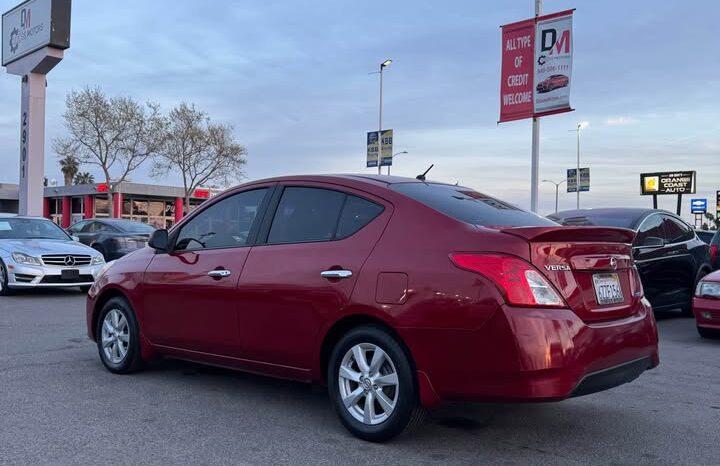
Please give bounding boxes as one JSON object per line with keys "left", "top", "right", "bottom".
{"left": 693, "top": 296, "right": 720, "bottom": 330}
{"left": 404, "top": 299, "right": 659, "bottom": 404}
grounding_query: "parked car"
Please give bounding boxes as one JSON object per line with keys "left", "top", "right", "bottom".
{"left": 87, "top": 176, "right": 659, "bottom": 441}
{"left": 549, "top": 208, "right": 713, "bottom": 315}
{"left": 0, "top": 214, "right": 105, "bottom": 295}
{"left": 694, "top": 229, "right": 719, "bottom": 270}
{"left": 692, "top": 269, "right": 720, "bottom": 339}
{"left": 536, "top": 74, "right": 569, "bottom": 93}
{"left": 67, "top": 219, "right": 155, "bottom": 261}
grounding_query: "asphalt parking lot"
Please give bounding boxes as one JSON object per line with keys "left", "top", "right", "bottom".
{"left": 1, "top": 290, "right": 718, "bottom": 466}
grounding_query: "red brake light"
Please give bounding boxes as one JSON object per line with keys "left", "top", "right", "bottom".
{"left": 449, "top": 253, "right": 566, "bottom": 308}
{"left": 711, "top": 244, "right": 718, "bottom": 263}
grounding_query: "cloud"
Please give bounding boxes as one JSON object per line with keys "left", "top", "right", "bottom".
{"left": 606, "top": 116, "right": 639, "bottom": 126}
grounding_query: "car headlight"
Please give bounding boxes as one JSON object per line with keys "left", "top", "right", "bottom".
{"left": 696, "top": 281, "right": 720, "bottom": 299}
{"left": 91, "top": 255, "right": 105, "bottom": 265}
{"left": 11, "top": 252, "right": 42, "bottom": 265}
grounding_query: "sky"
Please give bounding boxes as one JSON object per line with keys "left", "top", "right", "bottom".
{"left": 1, "top": 0, "right": 719, "bottom": 220}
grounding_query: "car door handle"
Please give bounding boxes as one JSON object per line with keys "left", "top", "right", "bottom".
{"left": 321, "top": 270, "right": 353, "bottom": 279}
{"left": 207, "top": 270, "right": 232, "bottom": 278}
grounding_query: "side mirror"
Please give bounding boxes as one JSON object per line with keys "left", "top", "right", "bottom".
{"left": 71, "top": 235, "right": 80, "bottom": 242}
{"left": 636, "top": 236, "right": 664, "bottom": 249}
{"left": 149, "top": 229, "right": 169, "bottom": 252}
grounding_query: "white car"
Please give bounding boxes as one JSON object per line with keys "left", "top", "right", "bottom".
{"left": 0, "top": 215, "right": 105, "bottom": 295}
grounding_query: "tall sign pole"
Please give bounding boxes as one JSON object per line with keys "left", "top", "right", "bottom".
{"left": 530, "top": 0, "right": 541, "bottom": 213}
{"left": 500, "top": 4, "right": 574, "bottom": 213}
{"left": 3, "top": 0, "right": 71, "bottom": 216}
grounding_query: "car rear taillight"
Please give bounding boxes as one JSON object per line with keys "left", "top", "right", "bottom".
{"left": 630, "top": 266, "right": 644, "bottom": 298}
{"left": 449, "top": 253, "right": 566, "bottom": 308}
{"left": 711, "top": 244, "right": 718, "bottom": 263}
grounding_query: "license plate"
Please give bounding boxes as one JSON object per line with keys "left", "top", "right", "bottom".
{"left": 593, "top": 273, "right": 624, "bottom": 305}
{"left": 61, "top": 269, "right": 80, "bottom": 280}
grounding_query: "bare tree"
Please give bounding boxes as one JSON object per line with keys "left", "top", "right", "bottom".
{"left": 53, "top": 87, "right": 165, "bottom": 217}
{"left": 153, "top": 103, "right": 247, "bottom": 209}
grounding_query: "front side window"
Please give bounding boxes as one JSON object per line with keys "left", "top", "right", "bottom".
{"left": 662, "top": 216, "right": 694, "bottom": 244}
{"left": 68, "top": 221, "right": 88, "bottom": 234}
{"left": 174, "top": 188, "right": 268, "bottom": 251}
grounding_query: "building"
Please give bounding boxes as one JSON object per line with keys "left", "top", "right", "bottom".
{"left": 0, "top": 182, "right": 217, "bottom": 228}
{"left": 0, "top": 183, "right": 19, "bottom": 213}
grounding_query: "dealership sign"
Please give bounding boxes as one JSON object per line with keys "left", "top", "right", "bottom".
{"left": 499, "top": 9, "right": 574, "bottom": 122}
{"left": 2, "top": 0, "right": 71, "bottom": 66}
{"left": 690, "top": 198, "right": 707, "bottom": 214}
{"left": 366, "top": 129, "right": 393, "bottom": 167}
{"left": 640, "top": 171, "right": 696, "bottom": 195}
{"left": 567, "top": 167, "right": 589, "bottom": 192}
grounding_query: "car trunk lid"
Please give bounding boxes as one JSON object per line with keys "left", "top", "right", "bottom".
{"left": 501, "top": 226, "right": 642, "bottom": 322}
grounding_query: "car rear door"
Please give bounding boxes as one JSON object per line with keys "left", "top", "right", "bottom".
{"left": 633, "top": 214, "right": 671, "bottom": 309}
{"left": 236, "top": 184, "right": 390, "bottom": 372}
{"left": 140, "top": 187, "right": 272, "bottom": 356}
{"left": 660, "top": 215, "right": 699, "bottom": 306}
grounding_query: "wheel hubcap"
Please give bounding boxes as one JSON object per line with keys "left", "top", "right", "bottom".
{"left": 101, "top": 309, "right": 129, "bottom": 364}
{"left": 338, "top": 343, "right": 399, "bottom": 425}
{"left": 0, "top": 264, "right": 5, "bottom": 291}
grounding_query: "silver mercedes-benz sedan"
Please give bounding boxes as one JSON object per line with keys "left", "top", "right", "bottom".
{"left": 0, "top": 215, "right": 105, "bottom": 295}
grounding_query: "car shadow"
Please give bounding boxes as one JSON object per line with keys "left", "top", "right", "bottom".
{"left": 7, "top": 287, "right": 84, "bottom": 297}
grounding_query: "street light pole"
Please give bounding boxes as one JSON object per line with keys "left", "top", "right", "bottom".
{"left": 378, "top": 59, "right": 392, "bottom": 175}
{"left": 542, "top": 179, "right": 566, "bottom": 213}
{"left": 387, "top": 151, "right": 408, "bottom": 175}
{"left": 568, "top": 122, "right": 588, "bottom": 209}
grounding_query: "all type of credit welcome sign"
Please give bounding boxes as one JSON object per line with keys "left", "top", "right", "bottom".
{"left": 499, "top": 10, "right": 574, "bottom": 123}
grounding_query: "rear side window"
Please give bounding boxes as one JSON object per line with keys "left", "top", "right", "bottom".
{"left": 662, "top": 216, "right": 694, "bottom": 244}
{"left": 391, "top": 183, "right": 555, "bottom": 227}
{"left": 635, "top": 214, "right": 664, "bottom": 246}
{"left": 267, "top": 187, "right": 383, "bottom": 244}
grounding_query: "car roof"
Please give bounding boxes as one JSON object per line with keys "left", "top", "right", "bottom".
{"left": 0, "top": 214, "right": 50, "bottom": 220}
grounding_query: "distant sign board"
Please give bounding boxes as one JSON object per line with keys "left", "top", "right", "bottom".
{"left": 567, "top": 167, "right": 589, "bottom": 192}
{"left": 499, "top": 9, "right": 574, "bottom": 122}
{"left": 690, "top": 198, "right": 707, "bottom": 214}
{"left": 366, "top": 129, "right": 393, "bottom": 167}
{"left": 640, "top": 171, "right": 696, "bottom": 195}
{"left": 2, "top": 0, "right": 71, "bottom": 66}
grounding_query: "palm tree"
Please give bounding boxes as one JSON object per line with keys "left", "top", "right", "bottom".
{"left": 74, "top": 172, "right": 95, "bottom": 185}
{"left": 58, "top": 155, "right": 80, "bottom": 186}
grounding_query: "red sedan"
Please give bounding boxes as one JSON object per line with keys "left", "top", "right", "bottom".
{"left": 536, "top": 74, "right": 570, "bottom": 93}
{"left": 86, "top": 175, "right": 659, "bottom": 441}
{"left": 693, "top": 270, "right": 720, "bottom": 338}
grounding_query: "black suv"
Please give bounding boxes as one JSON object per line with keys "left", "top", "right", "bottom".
{"left": 549, "top": 208, "right": 713, "bottom": 315}
{"left": 695, "top": 229, "right": 719, "bottom": 270}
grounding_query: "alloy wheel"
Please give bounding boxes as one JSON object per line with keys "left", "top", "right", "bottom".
{"left": 101, "top": 308, "right": 130, "bottom": 364}
{"left": 0, "top": 263, "right": 5, "bottom": 291}
{"left": 338, "top": 343, "right": 399, "bottom": 425}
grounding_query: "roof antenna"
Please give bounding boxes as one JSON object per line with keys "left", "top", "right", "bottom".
{"left": 416, "top": 164, "right": 434, "bottom": 181}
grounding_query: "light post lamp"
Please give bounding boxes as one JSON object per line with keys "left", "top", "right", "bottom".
{"left": 387, "top": 151, "right": 408, "bottom": 175}
{"left": 377, "top": 59, "right": 392, "bottom": 175}
{"left": 542, "top": 179, "right": 566, "bottom": 213}
{"left": 568, "top": 121, "right": 589, "bottom": 209}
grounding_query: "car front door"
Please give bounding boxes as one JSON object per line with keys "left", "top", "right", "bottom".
{"left": 141, "top": 187, "right": 272, "bottom": 356}
{"left": 236, "top": 184, "right": 390, "bottom": 373}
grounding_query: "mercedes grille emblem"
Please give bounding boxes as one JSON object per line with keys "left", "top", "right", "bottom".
{"left": 610, "top": 257, "right": 617, "bottom": 271}
{"left": 64, "top": 256, "right": 76, "bottom": 266}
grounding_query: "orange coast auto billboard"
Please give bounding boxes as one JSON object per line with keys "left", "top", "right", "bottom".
{"left": 499, "top": 10, "right": 574, "bottom": 123}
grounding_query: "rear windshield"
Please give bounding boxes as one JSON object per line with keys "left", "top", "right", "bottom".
{"left": 549, "top": 214, "right": 636, "bottom": 229}
{"left": 391, "top": 183, "right": 556, "bottom": 227}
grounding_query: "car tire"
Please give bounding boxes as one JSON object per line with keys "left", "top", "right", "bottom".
{"left": 96, "top": 297, "right": 144, "bottom": 374}
{"left": 697, "top": 326, "right": 720, "bottom": 339}
{"left": 0, "top": 259, "right": 12, "bottom": 296}
{"left": 683, "top": 269, "right": 710, "bottom": 317}
{"left": 327, "top": 324, "right": 424, "bottom": 442}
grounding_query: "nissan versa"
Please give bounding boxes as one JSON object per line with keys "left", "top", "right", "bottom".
{"left": 86, "top": 175, "right": 659, "bottom": 441}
